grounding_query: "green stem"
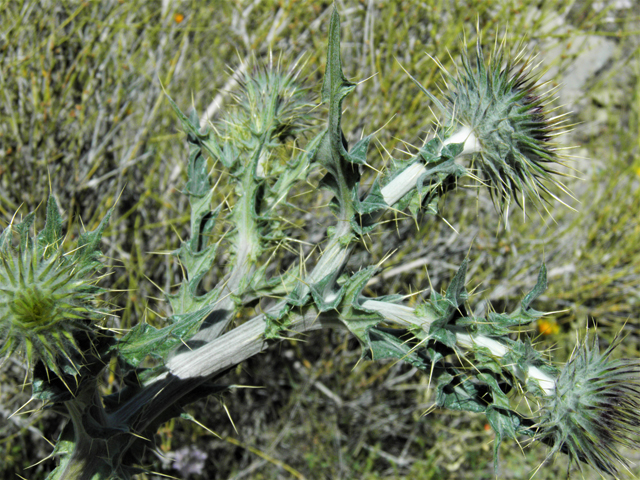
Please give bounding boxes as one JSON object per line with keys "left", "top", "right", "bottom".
{"left": 50, "top": 384, "right": 111, "bottom": 480}
{"left": 187, "top": 134, "right": 269, "bottom": 344}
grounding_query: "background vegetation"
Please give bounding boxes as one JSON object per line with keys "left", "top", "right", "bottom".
{"left": 1, "top": 0, "right": 639, "bottom": 478}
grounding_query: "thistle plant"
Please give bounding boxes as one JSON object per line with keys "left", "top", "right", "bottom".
{"left": 2, "top": 8, "right": 640, "bottom": 479}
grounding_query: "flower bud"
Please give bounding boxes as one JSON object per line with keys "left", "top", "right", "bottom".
{"left": 535, "top": 336, "right": 640, "bottom": 475}
{"left": 0, "top": 198, "right": 109, "bottom": 383}
{"left": 225, "top": 62, "right": 312, "bottom": 144}
{"left": 429, "top": 38, "right": 569, "bottom": 214}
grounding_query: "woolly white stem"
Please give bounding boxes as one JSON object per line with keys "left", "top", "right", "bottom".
{"left": 456, "top": 333, "right": 556, "bottom": 395}
{"left": 527, "top": 366, "right": 556, "bottom": 395}
{"left": 455, "top": 332, "right": 508, "bottom": 356}
{"left": 381, "top": 162, "right": 427, "bottom": 206}
{"left": 380, "top": 126, "right": 480, "bottom": 206}
{"left": 444, "top": 126, "right": 481, "bottom": 156}
{"left": 361, "top": 298, "right": 557, "bottom": 395}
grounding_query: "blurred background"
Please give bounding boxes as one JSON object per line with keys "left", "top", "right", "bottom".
{"left": 1, "top": 0, "right": 639, "bottom": 478}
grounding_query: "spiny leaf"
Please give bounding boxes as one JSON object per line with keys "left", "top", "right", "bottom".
{"left": 313, "top": 8, "right": 370, "bottom": 224}
{"left": 185, "top": 142, "right": 212, "bottom": 198}
{"left": 436, "top": 372, "right": 488, "bottom": 414}
{"left": 73, "top": 207, "right": 112, "bottom": 269}
{"left": 521, "top": 264, "right": 547, "bottom": 312}
{"left": 114, "top": 307, "right": 216, "bottom": 367}
{"left": 321, "top": 9, "right": 355, "bottom": 107}
{"left": 38, "top": 196, "right": 63, "bottom": 251}
{"left": 445, "top": 258, "right": 468, "bottom": 308}
{"left": 164, "top": 90, "right": 222, "bottom": 163}
{"left": 485, "top": 405, "right": 527, "bottom": 473}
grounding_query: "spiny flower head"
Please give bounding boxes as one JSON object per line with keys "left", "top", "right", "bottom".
{"left": 0, "top": 197, "right": 110, "bottom": 381}
{"left": 224, "top": 56, "right": 313, "bottom": 146}
{"left": 427, "top": 36, "right": 569, "bottom": 215}
{"left": 535, "top": 335, "right": 640, "bottom": 476}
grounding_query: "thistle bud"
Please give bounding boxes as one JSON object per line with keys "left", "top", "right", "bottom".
{"left": 429, "top": 37, "right": 569, "bottom": 213}
{"left": 0, "top": 198, "right": 109, "bottom": 383}
{"left": 535, "top": 336, "right": 640, "bottom": 475}
{"left": 225, "top": 62, "right": 312, "bottom": 144}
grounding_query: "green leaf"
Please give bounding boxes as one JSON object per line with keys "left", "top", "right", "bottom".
{"left": 346, "top": 135, "right": 373, "bottom": 165}
{"left": 520, "top": 264, "right": 547, "bottom": 312}
{"left": 9, "top": 211, "right": 36, "bottom": 252}
{"left": 468, "top": 347, "right": 506, "bottom": 375}
{"left": 73, "top": 207, "right": 112, "bottom": 270}
{"left": 436, "top": 372, "right": 488, "bottom": 414}
{"left": 476, "top": 372, "right": 510, "bottom": 409}
{"left": 168, "top": 201, "right": 222, "bottom": 315}
{"left": 309, "top": 271, "right": 345, "bottom": 312}
{"left": 32, "top": 373, "right": 75, "bottom": 403}
{"left": 313, "top": 8, "right": 371, "bottom": 227}
{"left": 485, "top": 405, "right": 525, "bottom": 473}
{"left": 164, "top": 90, "right": 222, "bottom": 164}
{"left": 321, "top": 9, "right": 356, "bottom": 107}
{"left": 38, "top": 196, "right": 64, "bottom": 251}
{"left": 466, "top": 266, "right": 549, "bottom": 337}
{"left": 340, "top": 266, "right": 378, "bottom": 309}
{"left": 355, "top": 179, "right": 386, "bottom": 215}
{"left": 264, "top": 303, "right": 293, "bottom": 340}
{"left": 364, "top": 328, "right": 431, "bottom": 370}
{"left": 114, "top": 306, "right": 216, "bottom": 367}
{"left": 418, "top": 136, "right": 444, "bottom": 165}
{"left": 336, "top": 267, "right": 383, "bottom": 341}
{"left": 418, "top": 261, "right": 470, "bottom": 347}
{"left": 409, "top": 189, "right": 425, "bottom": 220}
{"left": 185, "top": 142, "right": 211, "bottom": 198}
{"left": 445, "top": 258, "right": 468, "bottom": 309}
{"left": 167, "top": 128, "right": 223, "bottom": 318}
{"left": 441, "top": 141, "right": 464, "bottom": 159}
{"left": 428, "top": 324, "right": 458, "bottom": 349}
